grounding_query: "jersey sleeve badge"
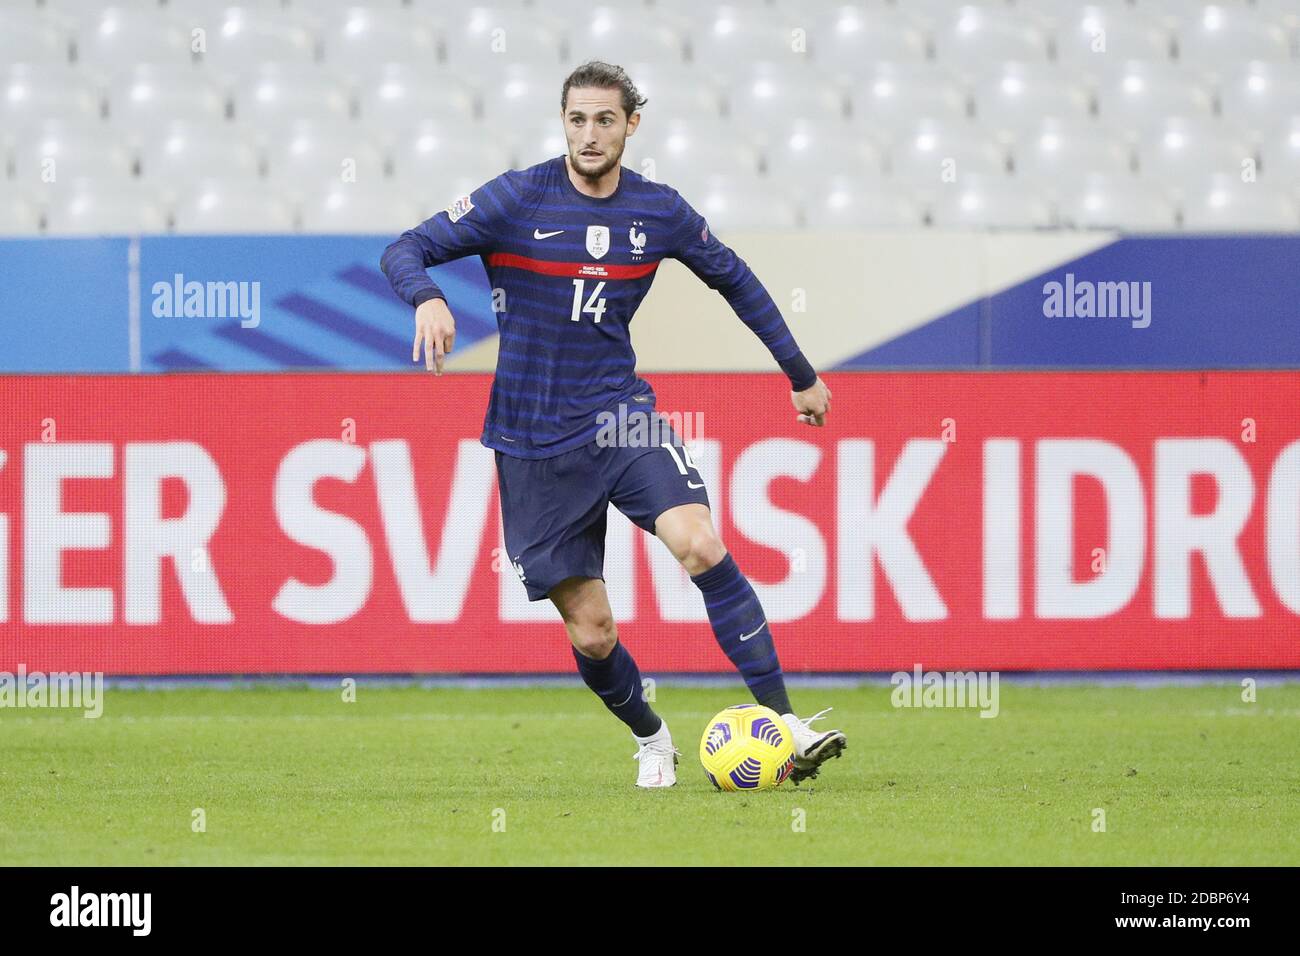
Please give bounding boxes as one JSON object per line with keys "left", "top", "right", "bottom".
{"left": 445, "top": 194, "right": 475, "bottom": 223}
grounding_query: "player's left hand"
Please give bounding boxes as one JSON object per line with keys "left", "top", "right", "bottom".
{"left": 792, "top": 377, "right": 831, "bottom": 427}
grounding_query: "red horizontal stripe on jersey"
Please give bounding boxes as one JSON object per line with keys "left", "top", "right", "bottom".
{"left": 487, "top": 252, "right": 660, "bottom": 280}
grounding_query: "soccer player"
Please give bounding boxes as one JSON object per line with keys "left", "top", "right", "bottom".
{"left": 381, "top": 61, "right": 845, "bottom": 788}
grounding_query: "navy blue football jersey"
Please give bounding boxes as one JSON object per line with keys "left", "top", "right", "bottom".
{"left": 380, "top": 155, "right": 816, "bottom": 459}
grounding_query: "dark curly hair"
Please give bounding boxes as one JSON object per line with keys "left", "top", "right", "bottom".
{"left": 560, "top": 60, "right": 647, "bottom": 119}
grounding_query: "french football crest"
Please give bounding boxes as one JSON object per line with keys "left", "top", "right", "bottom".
{"left": 586, "top": 225, "right": 610, "bottom": 259}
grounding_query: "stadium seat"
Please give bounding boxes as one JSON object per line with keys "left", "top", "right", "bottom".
{"left": 8, "top": 121, "right": 135, "bottom": 188}
{"left": 1135, "top": 117, "right": 1253, "bottom": 185}
{"left": 847, "top": 63, "right": 969, "bottom": 131}
{"left": 298, "top": 182, "right": 422, "bottom": 233}
{"left": 930, "top": 5, "right": 1051, "bottom": 76}
{"left": 1248, "top": 0, "right": 1300, "bottom": 34}
{"left": 506, "top": 118, "right": 571, "bottom": 171}
{"left": 135, "top": 121, "right": 261, "bottom": 194}
{"left": 763, "top": 121, "right": 883, "bottom": 184}
{"left": 801, "top": 6, "right": 930, "bottom": 71}
{"left": 1043, "top": 3, "right": 1172, "bottom": 67}
{"left": 439, "top": 6, "right": 565, "bottom": 72}
{"left": 566, "top": 6, "right": 687, "bottom": 68}
{"left": 1175, "top": 4, "right": 1291, "bottom": 62}
{"left": 1217, "top": 63, "right": 1300, "bottom": 138}
{"left": 156, "top": 0, "right": 230, "bottom": 16}
{"left": 1012, "top": 118, "right": 1133, "bottom": 184}
{"left": 891, "top": 0, "right": 996, "bottom": 28}
{"left": 73, "top": 6, "right": 195, "bottom": 67}
{"left": 479, "top": 64, "right": 560, "bottom": 127}
{"left": 1128, "top": 0, "right": 1251, "bottom": 28}
{"left": 170, "top": 179, "right": 296, "bottom": 233}
{"left": 688, "top": 4, "right": 807, "bottom": 78}
{"left": 2, "top": 65, "right": 102, "bottom": 131}
{"left": 801, "top": 177, "right": 924, "bottom": 229}
{"left": 317, "top": 5, "right": 438, "bottom": 65}
{"left": 42, "top": 178, "right": 168, "bottom": 235}
{"left": 353, "top": 64, "right": 475, "bottom": 126}
{"left": 1181, "top": 176, "right": 1299, "bottom": 231}
{"left": 1257, "top": 118, "right": 1300, "bottom": 189}
{"left": 970, "top": 63, "right": 1092, "bottom": 137}
{"left": 229, "top": 63, "right": 352, "bottom": 126}
{"left": 0, "top": 186, "right": 44, "bottom": 236}
{"left": 664, "top": 174, "right": 800, "bottom": 230}
{"left": 884, "top": 120, "right": 1008, "bottom": 187}
{"left": 263, "top": 121, "right": 386, "bottom": 188}
{"left": 632, "top": 0, "right": 728, "bottom": 33}
{"left": 928, "top": 175, "right": 1054, "bottom": 229}
{"left": 0, "top": 8, "right": 72, "bottom": 66}
{"left": 1094, "top": 60, "right": 1214, "bottom": 133}
{"left": 724, "top": 63, "right": 847, "bottom": 128}
{"left": 1057, "top": 174, "right": 1179, "bottom": 230}
{"left": 277, "top": 0, "right": 431, "bottom": 11}
{"left": 104, "top": 65, "right": 227, "bottom": 126}
{"left": 508, "top": 0, "right": 630, "bottom": 29}
{"left": 622, "top": 119, "right": 762, "bottom": 186}
{"left": 387, "top": 120, "right": 511, "bottom": 190}
{"left": 194, "top": 6, "right": 318, "bottom": 68}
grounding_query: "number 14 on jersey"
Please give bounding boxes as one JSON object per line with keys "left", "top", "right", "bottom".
{"left": 570, "top": 279, "right": 607, "bottom": 323}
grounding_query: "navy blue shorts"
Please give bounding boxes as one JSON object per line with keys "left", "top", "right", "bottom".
{"left": 495, "top": 426, "right": 711, "bottom": 602}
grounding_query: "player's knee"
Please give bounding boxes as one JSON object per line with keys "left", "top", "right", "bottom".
{"left": 681, "top": 526, "right": 727, "bottom": 575}
{"left": 570, "top": 613, "right": 618, "bottom": 660}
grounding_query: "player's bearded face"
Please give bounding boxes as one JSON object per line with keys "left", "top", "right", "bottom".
{"left": 563, "top": 87, "right": 637, "bottom": 180}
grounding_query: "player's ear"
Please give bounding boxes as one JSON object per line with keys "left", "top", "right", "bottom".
{"left": 626, "top": 111, "right": 640, "bottom": 137}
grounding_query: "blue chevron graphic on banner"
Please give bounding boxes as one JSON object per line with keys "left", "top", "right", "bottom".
{"left": 137, "top": 236, "right": 498, "bottom": 372}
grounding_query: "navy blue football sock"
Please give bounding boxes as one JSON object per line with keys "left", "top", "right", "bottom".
{"left": 571, "top": 641, "right": 662, "bottom": 738}
{"left": 690, "top": 553, "right": 793, "bottom": 715}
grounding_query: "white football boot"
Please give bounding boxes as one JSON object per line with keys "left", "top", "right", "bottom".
{"left": 632, "top": 719, "right": 680, "bottom": 788}
{"left": 781, "top": 708, "right": 847, "bottom": 784}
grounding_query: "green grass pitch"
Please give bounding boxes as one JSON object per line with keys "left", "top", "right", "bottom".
{"left": 2, "top": 683, "right": 1298, "bottom": 866}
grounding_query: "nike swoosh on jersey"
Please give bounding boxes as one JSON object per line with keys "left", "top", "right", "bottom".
{"left": 687, "top": 481, "right": 705, "bottom": 489}
{"left": 533, "top": 229, "right": 564, "bottom": 239}
{"left": 738, "top": 622, "right": 767, "bottom": 641}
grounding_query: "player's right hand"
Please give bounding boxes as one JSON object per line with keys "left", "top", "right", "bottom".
{"left": 413, "top": 296, "right": 456, "bottom": 375}
{"left": 793, "top": 377, "right": 831, "bottom": 427}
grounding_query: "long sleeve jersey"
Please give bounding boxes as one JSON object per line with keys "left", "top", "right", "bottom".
{"left": 380, "top": 155, "right": 818, "bottom": 459}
